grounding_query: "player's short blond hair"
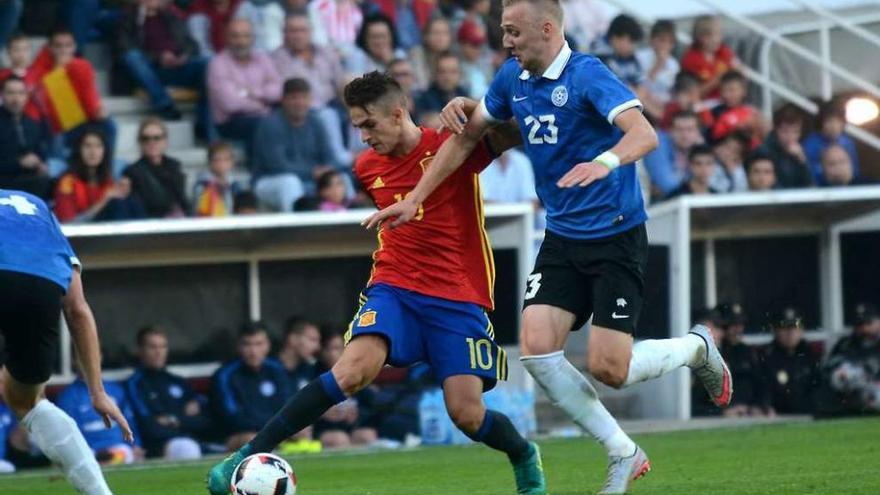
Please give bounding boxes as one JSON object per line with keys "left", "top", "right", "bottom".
{"left": 501, "top": 0, "right": 564, "bottom": 26}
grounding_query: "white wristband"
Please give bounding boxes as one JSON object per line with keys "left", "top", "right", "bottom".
{"left": 594, "top": 151, "right": 621, "bottom": 171}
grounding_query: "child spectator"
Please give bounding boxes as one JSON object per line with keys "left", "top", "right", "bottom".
{"left": 410, "top": 17, "right": 453, "bottom": 91}
{"left": 745, "top": 152, "right": 777, "bottom": 191}
{"left": 757, "top": 104, "right": 813, "bottom": 189}
{"left": 123, "top": 117, "right": 190, "bottom": 218}
{"left": 317, "top": 170, "right": 349, "bottom": 212}
{"left": 0, "top": 33, "right": 31, "bottom": 85}
{"left": 802, "top": 101, "right": 860, "bottom": 182}
{"left": 193, "top": 141, "right": 244, "bottom": 217}
{"left": 681, "top": 15, "right": 739, "bottom": 99}
{"left": 665, "top": 144, "right": 720, "bottom": 199}
{"left": 54, "top": 129, "right": 142, "bottom": 223}
{"left": 593, "top": 14, "right": 645, "bottom": 90}
{"left": 710, "top": 71, "right": 766, "bottom": 145}
{"left": 636, "top": 20, "right": 679, "bottom": 120}
{"left": 660, "top": 72, "right": 715, "bottom": 130}
{"left": 711, "top": 131, "right": 749, "bottom": 193}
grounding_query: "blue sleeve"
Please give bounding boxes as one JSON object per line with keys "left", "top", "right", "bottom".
{"left": 579, "top": 58, "right": 642, "bottom": 125}
{"left": 642, "top": 132, "right": 680, "bottom": 195}
{"left": 481, "top": 59, "right": 516, "bottom": 122}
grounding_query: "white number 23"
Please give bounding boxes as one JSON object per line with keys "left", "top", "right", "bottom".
{"left": 523, "top": 115, "right": 558, "bottom": 145}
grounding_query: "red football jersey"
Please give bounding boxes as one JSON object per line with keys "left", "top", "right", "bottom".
{"left": 355, "top": 128, "right": 496, "bottom": 309}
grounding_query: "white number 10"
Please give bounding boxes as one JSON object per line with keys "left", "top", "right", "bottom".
{"left": 523, "top": 115, "right": 558, "bottom": 145}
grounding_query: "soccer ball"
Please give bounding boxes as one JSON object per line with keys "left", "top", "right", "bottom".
{"left": 231, "top": 453, "right": 297, "bottom": 495}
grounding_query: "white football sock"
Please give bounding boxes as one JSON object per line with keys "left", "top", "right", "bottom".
{"left": 623, "top": 334, "right": 705, "bottom": 387}
{"left": 521, "top": 351, "right": 635, "bottom": 457}
{"left": 22, "top": 400, "right": 113, "bottom": 495}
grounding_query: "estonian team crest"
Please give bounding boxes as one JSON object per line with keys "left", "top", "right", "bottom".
{"left": 551, "top": 86, "right": 568, "bottom": 107}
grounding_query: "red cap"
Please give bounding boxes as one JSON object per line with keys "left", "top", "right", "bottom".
{"left": 458, "top": 19, "right": 487, "bottom": 46}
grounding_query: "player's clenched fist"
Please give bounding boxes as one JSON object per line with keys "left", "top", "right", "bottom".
{"left": 557, "top": 161, "right": 611, "bottom": 188}
{"left": 439, "top": 97, "right": 472, "bottom": 134}
{"left": 362, "top": 196, "right": 420, "bottom": 230}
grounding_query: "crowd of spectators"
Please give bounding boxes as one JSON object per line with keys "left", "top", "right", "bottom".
{"left": 691, "top": 302, "right": 880, "bottom": 419}
{"left": 0, "top": 3, "right": 873, "bottom": 225}
{"left": 0, "top": 317, "right": 425, "bottom": 471}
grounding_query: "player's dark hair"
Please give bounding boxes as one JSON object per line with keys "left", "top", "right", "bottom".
{"left": 773, "top": 103, "right": 806, "bottom": 128}
{"left": 671, "top": 109, "right": 699, "bottom": 125}
{"left": 744, "top": 151, "right": 774, "bottom": 172}
{"left": 356, "top": 13, "right": 398, "bottom": 53}
{"left": 818, "top": 100, "right": 846, "bottom": 124}
{"left": 136, "top": 325, "right": 167, "bottom": 347}
{"left": 650, "top": 19, "right": 676, "bottom": 39}
{"left": 6, "top": 31, "right": 27, "bottom": 48}
{"left": 688, "top": 144, "right": 715, "bottom": 163}
{"left": 672, "top": 71, "right": 700, "bottom": 93}
{"left": 284, "top": 316, "right": 317, "bottom": 338}
{"left": 69, "top": 127, "right": 112, "bottom": 184}
{"left": 607, "top": 14, "right": 644, "bottom": 42}
{"left": 1, "top": 74, "right": 24, "bottom": 91}
{"left": 344, "top": 71, "right": 406, "bottom": 111}
{"left": 720, "top": 70, "right": 746, "bottom": 87}
{"left": 283, "top": 77, "right": 311, "bottom": 96}
{"left": 240, "top": 321, "right": 269, "bottom": 339}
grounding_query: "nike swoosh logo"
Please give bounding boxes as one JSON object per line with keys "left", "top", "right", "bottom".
{"left": 612, "top": 312, "right": 630, "bottom": 319}
{"left": 513, "top": 95, "right": 528, "bottom": 102}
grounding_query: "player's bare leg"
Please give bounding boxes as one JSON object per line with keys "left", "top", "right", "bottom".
{"left": 443, "top": 375, "right": 545, "bottom": 495}
{"left": 3, "top": 369, "right": 112, "bottom": 495}
{"left": 207, "top": 335, "right": 387, "bottom": 495}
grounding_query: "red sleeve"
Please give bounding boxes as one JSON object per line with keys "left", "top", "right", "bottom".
{"left": 53, "top": 175, "right": 80, "bottom": 223}
{"left": 69, "top": 60, "right": 102, "bottom": 119}
{"left": 719, "top": 45, "right": 735, "bottom": 64}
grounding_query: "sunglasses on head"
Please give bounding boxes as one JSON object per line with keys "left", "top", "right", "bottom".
{"left": 139, "top": 134, "right": 165, "bottom": 143}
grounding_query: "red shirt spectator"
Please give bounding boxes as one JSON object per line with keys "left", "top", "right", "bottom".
{"left": 681, "top": 15, "right": 738, "bottom": 99}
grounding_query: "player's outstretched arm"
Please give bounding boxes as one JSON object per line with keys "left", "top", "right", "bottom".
{"left": 62, "top": 269, "right": 134, "bottom": 443}
{"left": 557, "top": 108, "right": 658, "bottom": 188}
{"left": 363, "top": 99, "right": 493, "bottom": 230}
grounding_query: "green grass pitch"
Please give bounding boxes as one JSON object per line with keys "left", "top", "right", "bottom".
{"left": 1, "top": 418, "right": 877, "bottom": 494}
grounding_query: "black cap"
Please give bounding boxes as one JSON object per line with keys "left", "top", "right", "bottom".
{"left": 715, "top": 303, "right": 747, "bottom": 327}
{"left": 853, "top": 303, "right": 879, "bottom": 327}
{"left": 766, "top": 307, "right": 803, "bottom": 330}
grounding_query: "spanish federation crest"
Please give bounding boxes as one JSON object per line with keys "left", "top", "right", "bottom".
{"left": 551, "top": 85, "right": 568, "bottom": 107}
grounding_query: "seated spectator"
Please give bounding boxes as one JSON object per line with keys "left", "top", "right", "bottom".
{"left": 187, "top": 0, "right": 244, "bottom": 57}
{"left": 117, "top": 0, "right": 211, "bottom": 135}
{"left": 193, "top": 141, "right": 244, "bottom": 216}
{"left": 819, "top": 144, "right": 862, "bottom": 187}
{"left": 207, "top": 18, "right": 282, "bottom": 151}
{"left": 636, "top": 19, "right": 679, "bottom": 120}
{"left": 313, "top": 329, "right": 378, "bottom": 448}
{"left": 665, "top": 144, "right": 720, "bottom": 199}
{"left": 681, "top": 14, "right": 739, "bottom": 99}
{"left": 458, "top": 19, "right": 491, "bottom": 100}
{"left": 592, "top": 14, "right": 645, "bottom": 90}
{"left": 307, "top": 0, "right": 363, "bottom": 51}
{"left": 644, "top": 110, "right": 705, "bottom": 198}
{"left": 61, "top": 0, "right": 122, "bottom": 48}
{"left": 480, "top": 148, "right": 538, "bottom": 206}
{"left": 717, "top": 303, "right": 764, "bottom": 417}
{"left": 745, "top": 152, "right": 777, "bottom": 191}
{"left": 25, "top": 26, "right": 117, "bottom": 154}
{"left": 252, "top": 78, "right": 339, "bottom": 212}
{"left": 126, "top": 326, "right": 213, "bottom": 459}
{"left": 410, "top": 17, "right": 453, "bottom": 91}
{"left": 0, "top": 76, "right": 52, "bottom": 199}
{"left": 0, "top": 0, "right": 21, "bottom": 49}
{"left": 803, "top": 101, "right": 860, "bottom": 182}
{"left": 710, "top": 71, "right": 766, "bottom": 145}
{"left": 54, "top": 129, "right": 143, "bottom": 223}
{"left": 212, "top": 322, "right": 291, "bottom": 451}
{"left": 123, "top": 118, "right": 190, "bottom": 218}
{"left": 711, "top": 131, "right": 749, "bottom": 193}
{"left": 233, "top": 190, "right": 259, "bottom": 214}
{"left": 819, "top": 303, "right": 880, "bottom": 416}
{"left": 316, "top": 169, "right": 350, "bottom": 212}
{"left": 388, "top": 58, "right": 418, "bottom": 111}
{"left": 660, "top": 72, "right": 715, "bottom": 131}
{"left": 346, "top": 14, "right": 405, "bottom": 76}
{"left": 757, "top": 104, "right": 813, "bottom": 189}
{"left": 758, "top": 307, "right": 821, "bottom": 415}
{"left": 55, "top": 374, "right": 143, "bottom": 465}
{"left": 415, "top": 53, "right": 467, "bottom": 116}
{"left": 560, "top": 0, "right": 607, "bottom": 52}
{"left": 237, "top": 0, "right": 286, "bottom": 53}
{"left": 370, "top": 0, "right": 435, "bottom": 52}
{"left": 0, "top": 32, "right": 31, "bottom": 85}
{"left": 277, "top": 317, "right": 321, "bottom": 391}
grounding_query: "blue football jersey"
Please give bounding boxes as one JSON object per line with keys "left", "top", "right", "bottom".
{"left": 481, "top": 43, "right": 648, "bottom": 240}
{"left": 0, "top": 189, "right": 80, "bottom": 291}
